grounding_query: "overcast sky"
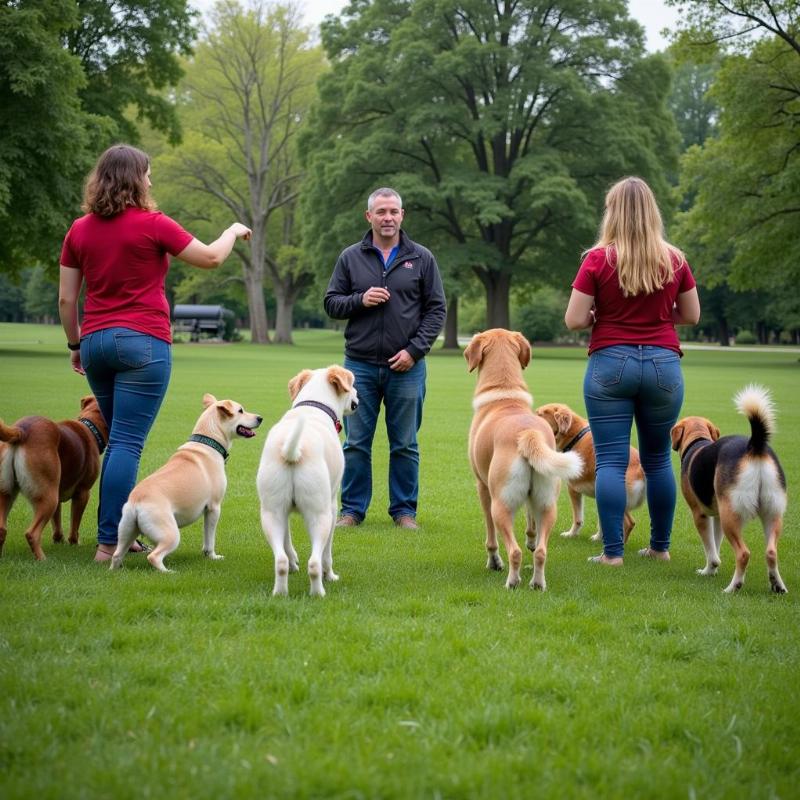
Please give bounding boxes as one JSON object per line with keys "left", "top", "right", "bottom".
{"left": 194, "top": 0, "right": 682, "bottom": 52}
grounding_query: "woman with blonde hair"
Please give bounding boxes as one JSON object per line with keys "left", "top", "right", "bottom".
{"left": 59, "top": 144, "right": 251, "bottom": 562}
{"left": 565, "top": 176, "right": 700, "bottom": 566}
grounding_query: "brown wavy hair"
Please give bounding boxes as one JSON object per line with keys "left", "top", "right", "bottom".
{"left": 82, "top": 144, "right": 156, "bottom": 217}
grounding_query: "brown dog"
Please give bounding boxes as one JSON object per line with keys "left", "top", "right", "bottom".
{"left": 465, "top": 329, "right": 583, "bottom": 591}
{"left": 671, "top": 385, "right": 787, "bottom": 594}
{"left": 0, "top": 396, "right": 108, "bottom": 560}
{"left": 535, "top": 402, "right": 645, "bottom": 542}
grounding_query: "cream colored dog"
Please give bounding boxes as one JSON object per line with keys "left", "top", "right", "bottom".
{"left": 256, "top": 365, "right": 358, "bottom": 597}
{"left": 465, "top": 330, "right": 583, "bottom": 591}
{"left": 111, "top": 394, "right": 262, "bottom": 572}
{"left": 536, "top": 402, "right": 645, "bottom": 542}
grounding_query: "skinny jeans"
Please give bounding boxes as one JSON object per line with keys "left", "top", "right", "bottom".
{"left": 80, "top": 327, "right": 171, "bottom": 545}
{"left": 583, "top": 345, "right": 684, "bottom": 559}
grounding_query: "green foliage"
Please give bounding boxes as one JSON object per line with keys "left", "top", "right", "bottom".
{"left": 1, "top": 325, "right": 799, "bottom": 797}
{"left": 302, "top": 0, "right": 680, "bottom": 327}
{"left": 734, "top": 328, "right": 756, "bottom": 344}
{"left": 512, "top": 286, "right": 569, "bottom": 343}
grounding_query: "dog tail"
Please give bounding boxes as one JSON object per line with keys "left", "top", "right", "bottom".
{"left": 517, "top": 429, "right": 583, "bottom": 480}
{"left": 0, "top": 420, "right": 25, "bottom": 444}
{"left": 735, "top": 384, "right": 776, "bottom": 455}
{"left": 280, "top": 417, "right": 305, "bottom": 463}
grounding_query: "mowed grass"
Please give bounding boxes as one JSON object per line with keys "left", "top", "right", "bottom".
{"left": 1, "top": 322, "right": 798, "bottom": 799}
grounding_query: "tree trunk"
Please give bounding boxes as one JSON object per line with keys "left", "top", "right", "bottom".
{"left": 484, "top": 272, "right": 512, "bottom": 329}
{"left": 718, "top": 316, "right": 730, "bottom": 346}
{"left": 442, "top": 294, "right": 459, "bottom": 348}
{"left": 244, "top": 269, "right": 270, "bottom": 343}
{"left": 274, "top": 293, "right": 294, "bottom": 344}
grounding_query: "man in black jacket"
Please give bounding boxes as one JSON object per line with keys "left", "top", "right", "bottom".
{"left": 324, "top": 188, "right": 446, "bottom": 530}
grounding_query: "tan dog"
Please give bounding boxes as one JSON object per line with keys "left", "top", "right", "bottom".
{"left": 0, "top": 396, "right": 108, "bottom": 560}
{"left": 671, "top": 385, "right": 787, "bottom": 594}
{"left": 111, "top": 394, "right": 262, "bottom": 572}
{"left": 536, "top": 402, "right": 645, "bottom": 542}
{"left": 465, "top": 330, "right": 583, "bottom": 591}
{"left": 256, "top": 366, "right": 358, "bottom": 597}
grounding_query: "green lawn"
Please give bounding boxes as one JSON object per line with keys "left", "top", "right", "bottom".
{"left": 1, "top": 323, "right": 798, "bottom": 799}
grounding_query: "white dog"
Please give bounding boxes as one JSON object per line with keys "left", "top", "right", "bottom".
{"left": 112, "top": 394, "right": 262, "bottom": 572}
{"left": 256, "top": 365, "right": 358, "bottom": 597}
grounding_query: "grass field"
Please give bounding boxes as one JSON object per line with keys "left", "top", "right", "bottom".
{"left": 1, "top": 322, "right": 798, "bottom": 799}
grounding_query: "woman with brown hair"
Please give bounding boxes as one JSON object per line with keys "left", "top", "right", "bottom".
{"left": 565, "top": 176, "right": 700, "bottom": 566}
{"left": 58, "top": 144, "right": 251, "bottom": 562}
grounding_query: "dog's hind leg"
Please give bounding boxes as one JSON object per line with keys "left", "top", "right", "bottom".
{"left": 52, "top": 502, "right": 64, "bottom": 543}
{"left": 304, "top": 511, "right": 333, "bottom": 597}
{"left": 261, "top": 508, "right": 291, "bottom": 596}
{"left": 719, "top": 501, "right": 749, "bottom": 593}
{"left": 529, "top": 502, "right": 557, "bottom": 591}
{"left": 763, "top": 515, "right": 787, "bottom": 594}
{"left": 322, "top": 505, "right": 339, "bottom": 584}
{"left": 525, "top": 507, "right": 538, "bottom": 552}
{"left": 202, "top": 503, "right": 223, "bottom": 560}
{"left": 477, "top": 480, "right": 503, "bottom": 571}
{"left": 111, "top": 503, "right": 139, "bottom": 569}
{"left": 0, "top": 487, "right": 15, "bottom": 557}
{"left": 491, "top": 499, "right": 521, "bottom": 589}
{"left": 622, "top": 511, "right": 636, "bottom": 544}
{"left": 694, "top": 511, "right": 721, "bottom": 576}
{"left": 285, "top": 523, "right": 299, "bottom": 573}
{"left": 25, "top": 491, "right": 59, "bottom": 561}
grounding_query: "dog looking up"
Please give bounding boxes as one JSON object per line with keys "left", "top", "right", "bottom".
{"left": 256, "top": 365, "right": 358, "bottom": 597}
{"left": 465, "top": 330, "right": 583, "bottom": 591}
{"left": 536, "top": 402, "right": 645, "bottom": 542}
{"left": 671, "top": 385, "right": 787, "bottom": 594}
{"left": 111, "top": 394, "right": 262, "bottom": 572}
{"left": 0, "top": 396, "right": 108, "bottom": 560}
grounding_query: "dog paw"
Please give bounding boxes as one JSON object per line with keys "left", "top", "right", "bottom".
{"left": 560, "top": 530, "right": 579, "bottom": 539}
{"left": 723, "top": 581, "right": 743, "bottom": 594}
{"left": 505, "top": 576, "right": 521, "bottom": 590}
{"left": 206, "top": 553, "right": 224, "bottom": 561}
{"left": 486, "top": 552, "right": 504, "bottom": 571}
{"left": 529, "top": 579, "right": 546, "bottom": 591}
{"left": 589, "top": 531, "right": 602, "bottom": 542}
{"left": 324, "top": 570, "right": 340, "bottom": 582}
{"left": 289, "top": 560, "right": 300, "bottom": 573}
{"left": 697, "top": 566, "right": 718, "bottom": 576}
{"left": 769, "top": 577, "right": 788, "bottom": 594}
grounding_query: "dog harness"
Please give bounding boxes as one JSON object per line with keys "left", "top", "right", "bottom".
{"left": 293, "top": 401, "right": 342, "bottom": 433}
{"left": 562, "top": 426, "right": 591, "bottom": 453}
{"left": 187, "top": 434, "right": 229, "bottom": 461}
{"left": 79, "top": 417, "right": 106, "bottom": 454}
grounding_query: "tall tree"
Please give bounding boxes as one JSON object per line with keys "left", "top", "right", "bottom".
{"left": 158, "top": 0, "right": 324, "bottom": 343}
{"left": 673, "top": 3, "right": 800, "bottom": 292}
{"left": 0, "top": 0, "right": 96, "bottom": 271}
{"left": 301, "top": 0, "right": 679, "bottom": 328}
{"left": 66, "top": 0, "right": 197, "bottom": 143}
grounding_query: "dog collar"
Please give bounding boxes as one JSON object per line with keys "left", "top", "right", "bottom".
{"left": 79, "top": 418, "right": 106, "bottom": 454}
{"left": 562, "top": 426, "right": 591, "bottom": 453}
{"left": 188, "top": 434, "right": 229, "bottom": 461}
{"left": 681, "top": 437, "right": 710, "bottom": 467}
{"left": 293, "top": 400, "right": 342, "bottom": 433}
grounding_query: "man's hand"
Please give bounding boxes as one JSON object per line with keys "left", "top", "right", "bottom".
{"left": 388, "top": 349, "right": 414, "bottom": 372}
{"left": 362, "top": 286, "right": 390, "bottom": 307}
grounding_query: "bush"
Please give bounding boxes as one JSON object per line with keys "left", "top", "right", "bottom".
{"left": 513, "top": 287, "right": 567, "bottom": 342}
{"left": 734, "top": 329, "right": 757, "bottom": 345}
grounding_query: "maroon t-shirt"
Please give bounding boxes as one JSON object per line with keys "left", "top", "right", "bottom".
{"left": 60, "top": 207, "right": 194, "bottom": 343}
{"left": 572, "top": 247, "right": 696, "bottom": 355}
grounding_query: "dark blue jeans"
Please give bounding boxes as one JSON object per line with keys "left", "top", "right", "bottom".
{"left": 80, "top": 327, "right": 171, "bottom": 545}
{"left": 583, "top": 345, "right": 684, "bottom": 559}
{"left": 341, "top": 356, "right": 426, "bottom": 522}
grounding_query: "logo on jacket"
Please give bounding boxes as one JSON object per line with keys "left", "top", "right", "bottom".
{"left": 402, "top": 261, "right": 414, "bottom": 269}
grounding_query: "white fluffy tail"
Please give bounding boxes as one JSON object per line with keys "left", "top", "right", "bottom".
{"left": 517, "top": 429, "right": 583, "bottom": 480}
{"left": 734, "top": 384, "right": 776, "bottom": 455}
{"left": 280, "top": 417, "right": 305, "bottom": 463}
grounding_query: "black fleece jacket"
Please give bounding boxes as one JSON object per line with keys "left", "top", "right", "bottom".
{"left": 324, "top": 230, "right": 446, "bottom": 365}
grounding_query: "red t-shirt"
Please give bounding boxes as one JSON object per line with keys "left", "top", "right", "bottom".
{"left": 60, "top": 207, "right": 194, "bottom": 343}
{"left": 572, "top": 247, "right": 696, "bottom": 355}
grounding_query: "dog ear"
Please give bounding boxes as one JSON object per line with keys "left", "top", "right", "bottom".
{"left": 327, "top": 365, "right": 354, "bottom": 395}
{"left": 670, "top": 422, "right": 685, "bottom": 452}
{"left": 514, "top": 332, "right": 531, "bottom": 369}
{"left": 709, "top": 423, "right": 721, "bottom": 441}
{"left": 464, "top": 334, "right": 484, "bottom": 372}
{"left": 216, "top": 401, "right": 234, "bottom": 419}
{"left": 554, "top": 410, "right": 572, "bottom": 436}
{"left": 288, "top": 370, "right": 313, "bottom": 400}
{"left": 80, "top": 395, "right": 95, "bottom": 410}
{"left": 203, "top": 393, "right": 217, "bottom": 408}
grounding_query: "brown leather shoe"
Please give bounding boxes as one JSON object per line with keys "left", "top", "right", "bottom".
{"left": 335, "top": 514, "right": 360, "bottom": 528}
{"left": 394, "top": 515, "right": 419, "bottom": 530}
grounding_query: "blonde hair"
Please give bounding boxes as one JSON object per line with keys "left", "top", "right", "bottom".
{"left": 593, "top": 177, "right": 684, "bottom": 296}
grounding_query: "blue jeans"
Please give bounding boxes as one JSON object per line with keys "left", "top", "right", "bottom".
{"left": 583, "top": 345, "right": 684, "bottom": 559}
{"left": 341, "top": 356, "right": 426, "bottom": 522}
{"left": 80, "top": 327, "right": 172, "bottom": 545}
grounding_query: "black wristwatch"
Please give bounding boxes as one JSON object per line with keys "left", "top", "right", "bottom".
{"left": 67, "top": 341, "right": 81, "bottom": 351}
